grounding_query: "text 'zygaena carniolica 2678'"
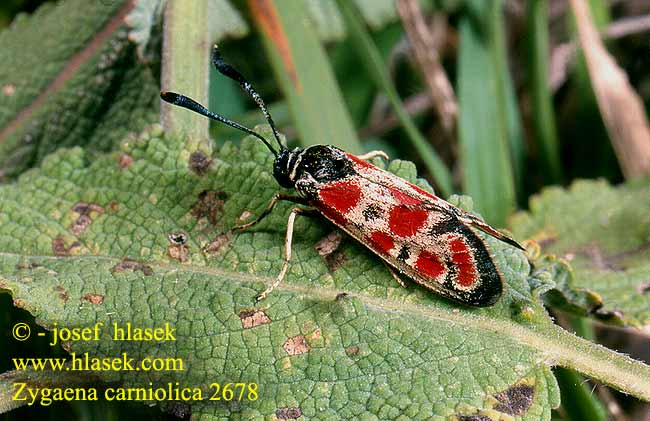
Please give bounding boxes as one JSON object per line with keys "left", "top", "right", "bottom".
{"left": 160, "top": 45, "right": 524, "bottom": 307}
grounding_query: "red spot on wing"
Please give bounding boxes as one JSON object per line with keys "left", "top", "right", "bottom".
{"left": 390, "top": 189, "right": 422, "bottom": 206}
{"left": 368, "top": 231, "right": 394, "bottom": 255}
{"left": 318, "top": 181, "right": 362, "bottom": 214}
{"left": 388, "top": 206, "right": 428, "bottom": 237}
{"left": 415, "top": 250, "right": 445, "bottom": 279}
{"left": 450, "top": 237, "right": 476, "bottom": 287}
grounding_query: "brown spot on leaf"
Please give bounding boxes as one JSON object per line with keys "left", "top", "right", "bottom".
{"left": 283, "top": 335, "right": 310, "bottom": 356}
{"left": 111, "top": 259, "right": 153, "bottom": 276}
{"left": 167, "top": 244, "right": 189, "bottom": 262}
{"left": 73, "top": 202, "right": 105, "bottom": 215}
{"left": 108, "top": 201, "right": 120, "bottom": 213}
{"left": 54, "top": 286, "right": 69, "bottom": 302}
{"left": 2, "top": 84, "right": 16, "bottom": 96}
{"left": 314, "top": 231, "right": 347, "bottom": 272}
{"left": 52, "top": 236, "right": 67, "bottom": 255}
{"left": 310, "top": 328, "right": 322, "bottom": 340}
{"left": 82, "top": 293, "right": 104, "bottom": 305}
{"left": 335, "top": 292, "right": 349, "bottom": 301}
{"left": 71, "top": 215, "right": 93, "bottom": 235}
{"left": 192, "top": 190, "right": 227, "bottom": 226}
{"left": 325, "top": 251, "right": 347, "bottom": 272}
{"left": 52, "top": 236, "right": 82, "bottom": 256}
{"left": 189, "top": 150, "right": 212, "bottom": 175}
{"left": 493, "top": 384, "right": 535, "bottom": 416}
{"left": 13, "top": 299, "right": 26, "bottom": 308}
{"left": 345, "top": 345, "right": 359, "bottom": 356}
{"left": 204, "top": 232, "right": 233, "bottom": 254}
{"left": 168, "top": 231, "right": 188, "bottom": 245}
{"left": 239, "top": 309, "right": 272, "bottom": 328}
{"left": 457, "top": 416, "right": 492, "bottom": 421}
{"left": 70, "top": 202, "right": 105, "bottom": 235}
{"left": 276, "top": 407, "right": 302, "bottom": 420}
{"left": 315, "top": 231, "right": 343, "bottom": 255}
{"left": 118, "top": 154, "right": 133, "bottom": 169}
{"left": 16, "top": 262, "right": 41, "bottom": 270}
{"left": 167, "top": 231, "right": 190, "bottom": 262}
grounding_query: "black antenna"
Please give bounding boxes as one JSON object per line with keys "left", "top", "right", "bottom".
{"left": 211, "top": 45, "right": 284, "bottom": 151}
{"left": 160, "top": 91, "right": 278, "bottom": 156}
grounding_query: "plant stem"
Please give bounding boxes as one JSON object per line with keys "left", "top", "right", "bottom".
{"left": 548, "top": 323, "right": 650, "bottom": 402}
{"left": 160, "top": 0, "right": 212, "bottom": 153}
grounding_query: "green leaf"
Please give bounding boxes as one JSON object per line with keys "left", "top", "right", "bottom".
{"left": 510, "top": 179, "right": 650, "bottom": 327}
{"left": 250, "top": 0, "right": 363, "bottom": 153}
{"left": 2, "top": 128, "right": 650, "bottom": 417}
{"left": 457, "top": 1, "right": 518, "bottom": 226}
{"left": 0, "top": 0, "right": 159, "bottom": 178}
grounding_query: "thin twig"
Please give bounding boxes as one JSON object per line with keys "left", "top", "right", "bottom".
{"left": 396, "top": 0, "right": 457, "bottom": 134}
{"left": 596, "top": 386, "right": 629, "bottom": 421}
{"left": 569, "top": 0, "right": 650, "bottom": 178}
{"left": 360, "top": 92, "right": 433, "bottom": 138}
{"left": 551, "top": 14, "right": 650, "bottom": 91}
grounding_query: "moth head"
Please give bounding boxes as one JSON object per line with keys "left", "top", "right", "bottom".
{"left": 273, "top": 148, "right": 299, "bottom": 189}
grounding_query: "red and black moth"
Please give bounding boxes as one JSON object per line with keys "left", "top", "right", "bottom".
{"left": 161, "top": 46, "right": 524, "bottom": 307}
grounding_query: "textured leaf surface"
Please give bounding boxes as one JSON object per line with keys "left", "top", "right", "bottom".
{"left": 0, "top": 0, "right": 158, "bottom": 178}
{"left": 510, "top": 179, "right": 650, "bottom": 327}
{"left": 0, "top": 126, "right": 571, "bottom": 418}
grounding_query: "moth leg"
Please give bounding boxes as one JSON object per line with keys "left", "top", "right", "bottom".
{"left": 232, "top": 193, "right": 309, "bottom": 233}
{"left": 204, "top": 194, "right": 309, "bottom": 254}
{"left": 356, "top": 150, "right": 389, "bottom": 161}
{"left": 384, "top": 263, "right": 408, "bottom": 288}
{"left": 256, "top": 207, "right": 318, "bottom": 301}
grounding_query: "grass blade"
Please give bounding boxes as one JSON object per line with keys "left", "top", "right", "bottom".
{"left": 247, "top": 0, "right": 363, "bottom": 153}
{"left": 457, "top": 0, "right": 516, "bottom": 226}
{"left": 336, "top": 0, "right": 453, "bottom": 196}
{"left": 527, "top": 0, "right": 562, "bottom": 184}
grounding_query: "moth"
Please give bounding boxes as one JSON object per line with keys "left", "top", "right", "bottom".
{"left": 161, "top": 46, "right": 524, "bottom": 307}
